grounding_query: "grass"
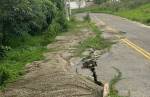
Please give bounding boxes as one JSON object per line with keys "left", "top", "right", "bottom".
{"left": 0, "top": 35, "right": 49, "bottom": 89}
{"left": 73, "top": 5, "right": 114, "bottom": 14}
{"left": 66, "top": 17, "right": 90, "bottom": 34}
{"left": 0, "top": 18, "right": 101, "bottom": 89}
{"left": 116, "top": 4, "right": 150, "bottom": 25}
{"left": 0, "top": 19, "right": 78, "bottom": 89}
{"left": 109, "top": 67, "right": 126, "bottom": 97}
{"left": 75, "top": 20, "right": 126, "bottom": 96}
{"left": 75, "top": 16, "right": 125, "bottom": 96}
{"left": 76, "top": 22, "right": 112, "bottom": 56}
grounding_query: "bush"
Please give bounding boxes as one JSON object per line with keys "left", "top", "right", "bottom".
{"left": 0, "top": 46, "right": 5, "bottom": 59}
{"left": 0, "top": 0, "right": 68, "bottom": 58}
{"left": 0, "top": 0, "right": 68, "bottom": 87}
{"left": 97, "top": 0, "right": 150, "bottom": 12}
{"left": 121, "top": 0, "right": 150, "bottom": 9}
{"left": 94, "top": 0, "right": 107, "bottom": 4}
{"left": 0, "top": 0, "right": 67, "bottom": 46}
{"left": 0, "top": 0, "right": 57, "bottom": 46}
{"left": 0, "top": 66, "right": 10, "bottom": 86}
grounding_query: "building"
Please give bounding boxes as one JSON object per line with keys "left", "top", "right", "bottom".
{"left": 69, "top": 0, "right": 86, "bottom": 9}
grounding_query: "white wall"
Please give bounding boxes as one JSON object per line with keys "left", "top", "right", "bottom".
{"left": 69, "top": 1, "right": 86, "bottom": 9}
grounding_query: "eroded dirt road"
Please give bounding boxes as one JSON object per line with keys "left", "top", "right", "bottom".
{"left": 1, "top": 25, "right": 102, "bottom": 97}
{"left": 84, "top": 13, "right": 150, "bottom": 97}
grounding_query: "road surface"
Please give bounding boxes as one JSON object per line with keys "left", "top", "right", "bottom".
{"left": 89, "top": 13, "right": 150, "bottom": 97}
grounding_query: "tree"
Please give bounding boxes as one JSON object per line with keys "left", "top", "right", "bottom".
{"left": 0, "top": 0, "right": 68, "bottom": 58}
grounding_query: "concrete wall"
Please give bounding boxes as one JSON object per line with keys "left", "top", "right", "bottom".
{"left": 69, "top": 0, "right": 86, "bottom": 9}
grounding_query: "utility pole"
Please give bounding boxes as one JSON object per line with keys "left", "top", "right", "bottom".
{"left": 64, "top": 0, "right": 71, "bottom": 21}
{"left": 78, "top": 0, "right": 81, "bottom": 8}
{"left": 68, "top": 0, "right": 72, "bottom": 17}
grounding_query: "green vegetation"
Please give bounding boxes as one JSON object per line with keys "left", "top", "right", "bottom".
{"left": 75, "top": 18, "right": 122, "bottom": 96}
{"left": 109, "top": 67, "right": 125, "bottom": 97}
{"left": 109, "top": 67, "right": 130, "bottom": 97}
{"left": 73, "top": 5, "right": 113, "bottom": 14}
{"left": 94, "top": 0, "right": 108, "bottom": 4}
{"left": 116, "top": 4, "right": 150, "bottom": 25}
{"left": 0, "top": 35, "right": 47, "bottom": 88}
{"left": 0, "top": 0, "right": 68, "bottom": 88}
{"left": 0, "top": 15, "right": 83, "bottom": 89}
{"left": 0, "top": 0, "right": 67, "bottom": 54}
{"left": 76, "top": 21, "right": 112, "bottom": 56}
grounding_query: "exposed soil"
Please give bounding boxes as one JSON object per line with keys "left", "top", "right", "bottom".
{"left": 1, "top": 26, "right": 103, "bottom": 97}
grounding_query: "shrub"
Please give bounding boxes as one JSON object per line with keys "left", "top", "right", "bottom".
{"left": 0, "top": 66, "right": 10, "bottom": 86}
{"left": 0, "top": 0, "right": 68, "bottom": 87}
{"left": 97, "top": 0, "right": 150, "bottom": 12}
{"left": 0, "top": 46, "right": 5, "bottom": 59}
{"left": 94, "top": 0, "right": 107, "bottom": 4}
{"left": 48, "top": 21, "right": 61, "bottom": 37}
{"left": 121, "top": 0, "right": 150, "bottom": 9}
{"left": 0, "top": 0, "right": 67, "bottom": 47}
{"left": 0, "top": 0, "right": 68, "bottom": 58}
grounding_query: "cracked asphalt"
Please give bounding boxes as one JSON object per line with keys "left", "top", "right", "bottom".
{"left": 89, "top": 13, "right": 150, "bottom": 97}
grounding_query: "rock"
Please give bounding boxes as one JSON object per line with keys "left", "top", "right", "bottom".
{"left": 25, "top": 61, "right": 41, "bottom": 73}
{"left": 102, "top": 32, "right": 114, "bottom": 40}
{"left": 82, "top": 48, "right": 95, "bottom": 56}
{"left": 82, "top": 50, "right": 91, "bottom": 56}
{"left": 94, "top": 50, "right": 103, "bottom": 56}
{"left": 97, "top": 21, "right": 106, "bottom": 27}
{"left": 0, "top": 92, "right": 4, "bottom": 97}
{"left": 55, "top": 36, "right": 66, "bottom": 41}
{"left": 61, "top": 52, "right": 73, "bottom": 60}
{"left": 118, "top": 90, "right": 130, "bottom": 97}
{"left": 80, "top": 28, "right": 89, "bottom": 32}
{"left": 70, "top": 57, "right": 81, "bottom": 66}
{"left": 105, "top": 26, "right": 119, "bottom": 33}
{"left": 103, "top": 83, "right": 110, "bottom": 97}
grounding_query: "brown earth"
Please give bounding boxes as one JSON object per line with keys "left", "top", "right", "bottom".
{"left": 1, "top": 26, "right": 103, "bottom": 97}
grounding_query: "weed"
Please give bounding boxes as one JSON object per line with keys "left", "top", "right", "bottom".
{"left": 0, "top": 18, "right": 83, "bottom": 88}
{"left": 116, "top": 3, "right": 150, "bottom": 25}
{"left": 109, "top": 67, "right": 129, "bottom": 97}
{"left": 76, "top": 22, "right": 112, "bottom": 56}
{"left": 0, "top": 66, "right": 10, "bottom": 86}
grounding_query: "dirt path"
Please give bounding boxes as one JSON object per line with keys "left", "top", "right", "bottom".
{"left": 1, "top": 25, "right": 102, "bottom": 97}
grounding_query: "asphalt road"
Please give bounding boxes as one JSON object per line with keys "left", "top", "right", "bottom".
{"left": 91, "top": 13, "right": 150, "bottom": 52}
{"left": 89, "top": 13, "right": 150, "bottom": 97}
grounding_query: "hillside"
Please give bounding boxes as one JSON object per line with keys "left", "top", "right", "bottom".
{"left": 116, "top": 3, "right": 150, "bottom": 25}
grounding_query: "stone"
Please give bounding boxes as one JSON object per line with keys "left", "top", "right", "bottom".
{"left": 94, "top": 50, "right": 103, "bottom": 56}
{"left": 70, "top": 57, "right": 81, "bottom": 66}
{"left": 82, "top": 50, "right": 91, "bottom": 56}
{"left": 25, "top": 61, "right": 41, "bottom": 73}
{"left": 103, "top": 83, "right": 110, "bottom": 97}
{"left": 80, "top": 28, "right": 89, "bottom": 32}
{"left": 61, "top": 52, "right": 73, "bottom": 60}
{"left": 105, "top": 26, "right": 119, "bottom": 33}
{"left": 55, "top": 36, "right": 66, "bottom": 41}
{"left": 118, "top": 90, "right": 130, "bottom": 97}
